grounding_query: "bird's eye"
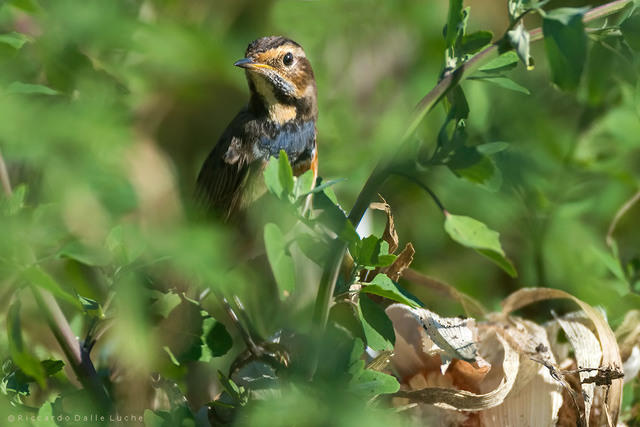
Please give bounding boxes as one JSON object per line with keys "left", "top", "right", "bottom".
{"left": 283, "top": 52, "right": 294, "bottom": 66}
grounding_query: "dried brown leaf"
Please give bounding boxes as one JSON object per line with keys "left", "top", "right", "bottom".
{"left": 555, "top": 314, "right": 603, "bottom": 426}
{"left": 394, "top": 332, "right": 520, "bottom": 411}
{"left": 615, "top": 310, "right": 640, "bottom": 361}
{"left": 385, "top": 242, "right": 415, "bottom": 281}
{"left": 501, "top": 288, "right": 623, "bottom": 426}
{"left": 370, "top": 199, "right": 399, "bottom": 254}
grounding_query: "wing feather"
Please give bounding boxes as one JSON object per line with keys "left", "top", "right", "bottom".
{"left": 195, "top": 110, "right": 252, "bottom": 219}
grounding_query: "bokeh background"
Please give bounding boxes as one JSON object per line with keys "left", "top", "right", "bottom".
{"left": 0, "top": 0, "right": 638, "bottom": 425}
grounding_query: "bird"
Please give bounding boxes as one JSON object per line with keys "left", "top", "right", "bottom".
{"left": 196, "top": 36, "right": 318, "bottom": 220}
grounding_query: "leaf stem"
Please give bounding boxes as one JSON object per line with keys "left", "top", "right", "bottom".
{"left": 393, "top": 172, "right": 447, "bottom": 214}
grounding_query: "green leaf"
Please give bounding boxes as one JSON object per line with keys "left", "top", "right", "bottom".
{"left": 445, "top": 0, "right": 465, "bottom": 49}
{"left": 5, "top": 372, "right": 30, "bottom": 395}
{"left": 476, "top": 142, "right": 509, "bottom": 155}
{"left": 144, "top": 410, "right": 168, "bottom": 427}
{"left": 7, "top": 301, "right": 46, "bottom": 388}
{"left": 263, "top": 150, "right": 294, "bottom": 201}
{"left": 264, "top": 223, "right": 296, "bottom": 298}
{"left": 264, "top": 157, "right": 283, "bottom": 198}
{"left": 444, "top": 213, "right": 517, "bottom": 277}
{"left": 23, "top": 266, "right": 82, "bottom": 309}
{"left": 76, "top": 295, "right": 104, "bottom": 318}
{"left": 0, "top": 184, "right": 26, "bottom": 215}
{"left": 300, "top": 178, "right": 346, "bottom": 197}
{"left": 7, "top": 82, "right": 60, "bottom": 96}
{"left": 217, "top": 370, "right": 247, "bottom": 406}
{"left": 349, "top": 363, "right": 400, "bottom": 397}
{"left": 5, "top": 360, "right": 63, "bottom": 396}
{"left": 507, "top": 22, "right": 533, "bottom": 69}
{"left": 357, "top": 295, "right": 395, "bottom": 351}
{"left": 295, "top": 233, "right": 330, "bottom": 266}
{"left": 0, "top": 32, "right": 30, "bottom": 50}
{"left": 278, "top": 150, "right": 294, "bottom": 196}
{"left": 621, "top": 11, "right": 640, "bottom": 51}
{"left": 592, "top": 247, "right": 627, "bottom": 283}
{"left": 40, "top": 359, "right": 64, "bottom": 376}
{"left": 150, "top": 290, "right": 182, "bottom": 318}
{"left": 460, "top": 31, "right": 493, "bottom": 55}
{"left": 294, "top": 169, "right": 314, "bottom": 199}
{"left": 58, "top": 240, "right": 111, "bottom": 266}
{"left": 329, "top": 302, "right": 365, "bottom": 341}
{"left": 542, "top": 8, "right": 588, "bottom": 91}
{"left": 314, "top": 188, "right": 359, "bottom": 244}
{"left": 361, "top": 274, "right": 421, "bottom": 308}
{"left": 470, "top": 76, "right": 530, "bottom": 94}
{"left": 350, "top": 236, "right": 395, "bottom": 269}
{"left": 202, "top": 317, "right": 232, "bottom": 359}
{"left": 106, "top": 224, "right": 145, "bottom": 266}
{"left": 447, "top": 147, "right": 503, "bottom": 192}
{"left": 479, "top": 51, "right": 519, "bottom": 73}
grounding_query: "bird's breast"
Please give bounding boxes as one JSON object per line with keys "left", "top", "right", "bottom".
{"left": 252, "top": 119, "right": 316, "bottom": 173}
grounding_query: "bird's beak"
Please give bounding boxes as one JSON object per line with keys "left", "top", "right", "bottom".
{"left": 234, "top": 57, "right": 276, "bottom": 72}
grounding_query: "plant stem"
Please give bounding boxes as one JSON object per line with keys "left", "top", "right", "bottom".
{"left": 311, "top": 0, "right": 633, "bottom": 353}
{"left": 393, "top": 172, "right": 447, "bottom": 213}
{"left": 31, "top": 287, "right": 111, "bottom": 411}
{"left": 0, "top": 149, "right": 12, "bottom": 196}
{"left": 606, "top": 189, "right": 640, "bottom": 248}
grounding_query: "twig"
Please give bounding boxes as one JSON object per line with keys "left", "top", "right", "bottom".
{"left": 530, "top": 356, "right": 586, "bottom": 427}
{"left": 31, "top": 287, "right": 111, "bottom": 411}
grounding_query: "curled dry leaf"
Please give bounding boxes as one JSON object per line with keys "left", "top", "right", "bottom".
{"left": 387, "top": 304, "right": 519, "bottom": 412}
{"left": 554, "top": 313, "right": 603, "bottom": 426}
{"left": 501, "top": 288, "right": 623, "bottom": 427}
{"left": 615, "top": 310, "right": 640, "bottom": 362}
{"left": 623, "top": 346, "right": 640, "bottom": 385}
{"left": 384, "top": 287, "right": 628, "bottom": 426}
{"left": 384, "top": 242, "right": 415, "bottom": 282}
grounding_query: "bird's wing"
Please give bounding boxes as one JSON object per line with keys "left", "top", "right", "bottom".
{"left": 195, "top": 110, "right": 253, "bottom": 219}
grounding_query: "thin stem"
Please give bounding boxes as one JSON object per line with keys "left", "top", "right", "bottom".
{"left": 606, "top": 189, "right": 640, "bottom": 248}
{"left": 0, "top": 149, "right": 12, "bottom": 196}
{"left": 393, "top": 172, "right": 447, "bottom": 214}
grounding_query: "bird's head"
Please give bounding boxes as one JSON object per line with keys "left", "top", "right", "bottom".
{"left": 235, "top": 36, "right": 317, "bottom": 123}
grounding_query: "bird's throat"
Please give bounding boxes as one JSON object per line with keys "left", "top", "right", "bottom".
{"left": 267, "top": 103, "right": 297, "bottom": 125}
{"left": 251, "top": 74, "right": 297, "bottom": 125}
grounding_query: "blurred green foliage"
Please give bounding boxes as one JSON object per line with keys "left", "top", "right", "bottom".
{"left": 0, "top": 0, "right": 639, "bottom": 425}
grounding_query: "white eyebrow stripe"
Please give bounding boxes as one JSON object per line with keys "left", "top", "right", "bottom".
{"left": 270, "top": 45, "right": 306, "bottom": 59}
